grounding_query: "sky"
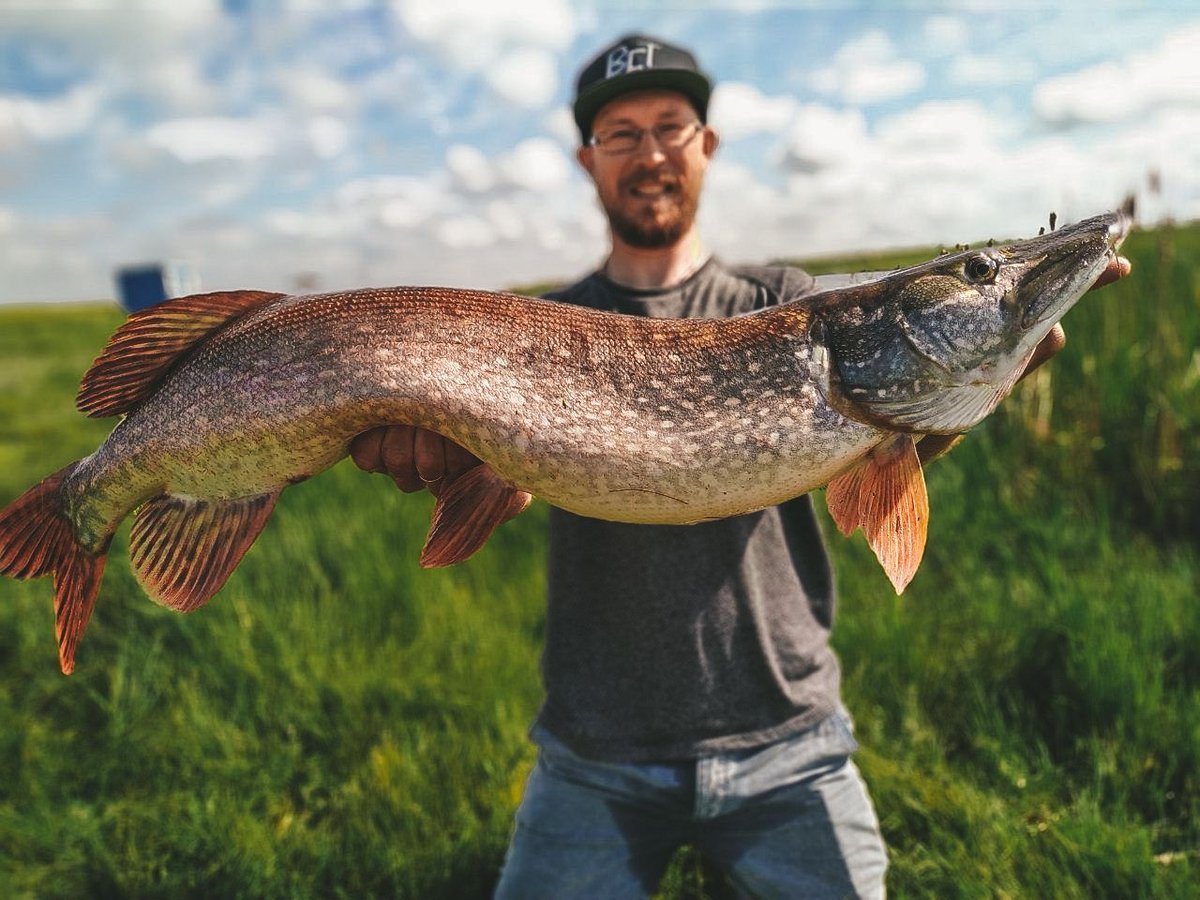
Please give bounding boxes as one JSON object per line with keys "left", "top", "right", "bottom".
{"left": 1, "top": 1, "right": 1198, "bottom": 303}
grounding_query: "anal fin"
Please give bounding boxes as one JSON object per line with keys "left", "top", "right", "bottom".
{"left": 420, "top": 465, "right": 532, "bottom": 568}
{"left": 826, "top": 434, "right": 929, "bottom": 594}
{"left": 130, "top": 490, "right": 280, "bottom": 612}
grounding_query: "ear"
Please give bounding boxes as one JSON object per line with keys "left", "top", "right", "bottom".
{"left": 576, "top": 144, "right": 595, "bottom": 177}
{"left": 702, "top": 126, "right": 720, "bottom": 158}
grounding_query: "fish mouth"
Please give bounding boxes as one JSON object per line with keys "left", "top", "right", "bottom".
{"left": 1016, "top": 209, "right": 1131, "bottom": 330}
{"left": 1097, "top": 208, "right": 1132, "bottom": 261}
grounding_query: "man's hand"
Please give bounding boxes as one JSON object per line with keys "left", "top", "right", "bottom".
{"left": 350, "top": 425, "right": 480, "bottom": 496}
{"left": 1091, "top": 254, "right": 1133, "bottom": 292}
{"left": 917, "top": 253, "right": 1131, "bottom": 464}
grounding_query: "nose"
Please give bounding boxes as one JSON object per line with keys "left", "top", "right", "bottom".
{"left": 630, "top": 134, "right": 668, "bottom": 163}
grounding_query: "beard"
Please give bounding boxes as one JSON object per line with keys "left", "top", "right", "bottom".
{"left": 601, "top": 168, "right": 702, "bottom": 249}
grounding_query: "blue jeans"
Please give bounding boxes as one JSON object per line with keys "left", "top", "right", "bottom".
{"left": 494, "top": 709, "right": 887, "bottom": 899}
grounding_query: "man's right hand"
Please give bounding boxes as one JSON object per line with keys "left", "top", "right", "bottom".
{"left": 350, "top": 425, "right": 480, "bottom": 496}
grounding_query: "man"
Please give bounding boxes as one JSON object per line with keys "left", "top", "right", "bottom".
{"left": 351, "top": 34, "right": 1130, "bottom": 899}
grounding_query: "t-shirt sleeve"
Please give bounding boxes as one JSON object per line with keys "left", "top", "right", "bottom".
{"left": 729, "top": 264, "right": 819, "bottom": 308}
{"left": 810, "top": 270, "right": 890, "bottom": 291}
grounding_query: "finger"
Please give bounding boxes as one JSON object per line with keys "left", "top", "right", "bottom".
{"left": 1018, "top": 323, "right": 1066, "bottom": 382}
{"left": 443, "top": 440, "right": 482, "bottom": 481}
{"left": 381, "top": 425, "right": 424, "bottom": 493}
{"left": 349, "top": 427, "right": 387, "bottom": 473}
{"left": 414, "top": 427, "right": 447, "bottom": 485}
{"left": 1089, "top": 255, "right": 1132, "bottom": 291}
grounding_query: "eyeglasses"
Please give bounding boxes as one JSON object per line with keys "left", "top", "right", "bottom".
{"left": 589, "top": 120, "right": 703, "bottom": 156}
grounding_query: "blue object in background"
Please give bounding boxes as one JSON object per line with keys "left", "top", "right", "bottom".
{"left": 115, "top": 262, "right": 201, "bottom": 312}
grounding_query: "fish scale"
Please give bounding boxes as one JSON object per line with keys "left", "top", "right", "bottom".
{"left": 0, "top": 209, "right": 1130, "bottom": 672}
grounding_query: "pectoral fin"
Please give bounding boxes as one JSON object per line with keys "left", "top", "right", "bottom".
{"left": 420, "top": 465, "right": 532, "bottom": 568}
{"left": 130, "top": 490, "right": 280, "bottom": 611}
{"left": 826, "top": 433, "right": 929, "bottom": 593}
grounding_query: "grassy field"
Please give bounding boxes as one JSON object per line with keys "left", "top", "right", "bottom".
{"left": 1, "top": 221, "right": 1197, "bottom": 898}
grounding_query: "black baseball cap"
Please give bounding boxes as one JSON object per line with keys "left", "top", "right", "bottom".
{"left": 573, "top": 34, "right": 713, "bottom": 140}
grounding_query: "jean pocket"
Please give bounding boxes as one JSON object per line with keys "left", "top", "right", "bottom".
{"left": 826, "top": 706, "right": 860, "bottom": 756}
{"left": 768, "top": 709, "right": 860, "bottom": 780}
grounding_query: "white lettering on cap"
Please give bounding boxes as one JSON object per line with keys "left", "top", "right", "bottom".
{"left": 605, "top": 41, "right": 660, "bottom": 79}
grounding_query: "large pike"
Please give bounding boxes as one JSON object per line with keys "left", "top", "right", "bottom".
{"left": 1, "top": 210, "right": 1129, "bottom": 672}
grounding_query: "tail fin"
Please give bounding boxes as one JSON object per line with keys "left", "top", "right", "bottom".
{"left": 0, "top": 463, "right": 107, "bottom": 674}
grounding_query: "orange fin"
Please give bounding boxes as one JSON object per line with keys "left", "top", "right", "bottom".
{"left": 826, "top": 434, "right": 929, "bottom": 594}
{"left": 420, "top": 465, "right": 532, "bottom": 568}
{"left": 0, "top": 462, "right": 108, "bottom": 674}
{"left": 129, "top": 490, "right": 279, "bottom": 612}
{"left": 77, "top": 289, "right": 286, "bottom": 418}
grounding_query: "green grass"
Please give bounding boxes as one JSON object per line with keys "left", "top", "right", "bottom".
{"left": 1, "top": 223, "right": 1198, "bottom": 897}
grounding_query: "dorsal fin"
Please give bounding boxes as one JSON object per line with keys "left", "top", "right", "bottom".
{"left": 77, "top": 290, "right": 286, "bottom": 418}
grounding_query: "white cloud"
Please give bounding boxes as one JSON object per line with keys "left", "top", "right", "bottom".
{"left": 0, "top": 1, "right": 225, "bottom": 57}
{"left": 778, "top": 105, "right": 869, "bottom": 173}
{"left": 307, "top": 116, "right": 349, "bottom": 160}
{"left": 276, "top": 67, "right": 355, "bottom": 113}
{"left": 1034, "top": 24, "right": 1200, "bottom": 126}
{"left": 840, "top": 60, "right": 926, "bottom": 107}
{"left": 145, "top": 116, "right": 278, "bottom": 163}
{"left": 437, "top": 214, "right": 495, "bottom": 249}
{"left": 391, "top": 0, "right": 575, "bottom": 70}
{"left": 876, "top": 100, "right": 1008, "bottom": 154}
{"left": 542, "top": 106, "right": 579, "bottom": 147}
{"left": 485, "top": 199, "right": 525, "bottom": 241}
{"left": 486, "top": 46, "right": 559, "bottom": 108}
{"left": 264, "top": 208, "right": 308, "bottom": 237}
{"left": 949, "top": 53, "right": 1028, "bottom": 87}
{"left": 446, "top": 143, "right": 496, "bottom": 193}
{"left": 2, "top": 5, "right": 1198, "bottom": 305}
{"left": 140, "top": 57, "right": 220, "bottom": 113}
{"left": 335, "top": 175, "right": 448, "bottom": 231}
{"left": 700, "top": 160, "right": 798, "bottom": 261}
{"left": 709, "top": 82, "right": 798, "bottom": 141}
{"left": 496, "top": 137, "right": 571, "bottom": 192}
{"left": 922, "top": 16, "right": 969, "bottom": 55}
{"left": 811, "top": 30, "right": 926, "bottom": 105}
{"left": 0, "top": 83, "right": 105, "bottom": 148}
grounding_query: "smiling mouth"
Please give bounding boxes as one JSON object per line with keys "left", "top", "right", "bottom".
{"left": 627, "top": 180, "right": 678, "bottom": 199}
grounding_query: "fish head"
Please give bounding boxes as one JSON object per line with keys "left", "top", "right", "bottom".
{"left": 813, "top": 209, "right": 1130, "bottom": 434}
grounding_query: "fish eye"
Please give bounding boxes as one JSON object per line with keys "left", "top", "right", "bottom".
{"left": 964, "top": 254, "right": 998, "bottom": 284}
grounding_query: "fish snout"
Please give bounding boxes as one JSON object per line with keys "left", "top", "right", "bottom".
{"left": 1108, "top": 208, "right": 1133, "bottom": 250}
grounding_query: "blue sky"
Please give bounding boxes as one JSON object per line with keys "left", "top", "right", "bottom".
{"left": 1, "top": 1, "right": 1198, "bottom": 303}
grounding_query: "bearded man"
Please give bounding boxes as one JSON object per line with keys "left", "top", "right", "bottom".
{"left": 352, "top": 34, "right": 1128, "bottom": 899}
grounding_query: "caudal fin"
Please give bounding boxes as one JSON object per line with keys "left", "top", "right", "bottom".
{"left": 0, "top": 463, "right": 107, "bottom": 674}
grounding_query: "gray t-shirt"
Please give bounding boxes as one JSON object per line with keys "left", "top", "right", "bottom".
{"left": 536, "top": 258, "right": 842, "bottom": 761}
